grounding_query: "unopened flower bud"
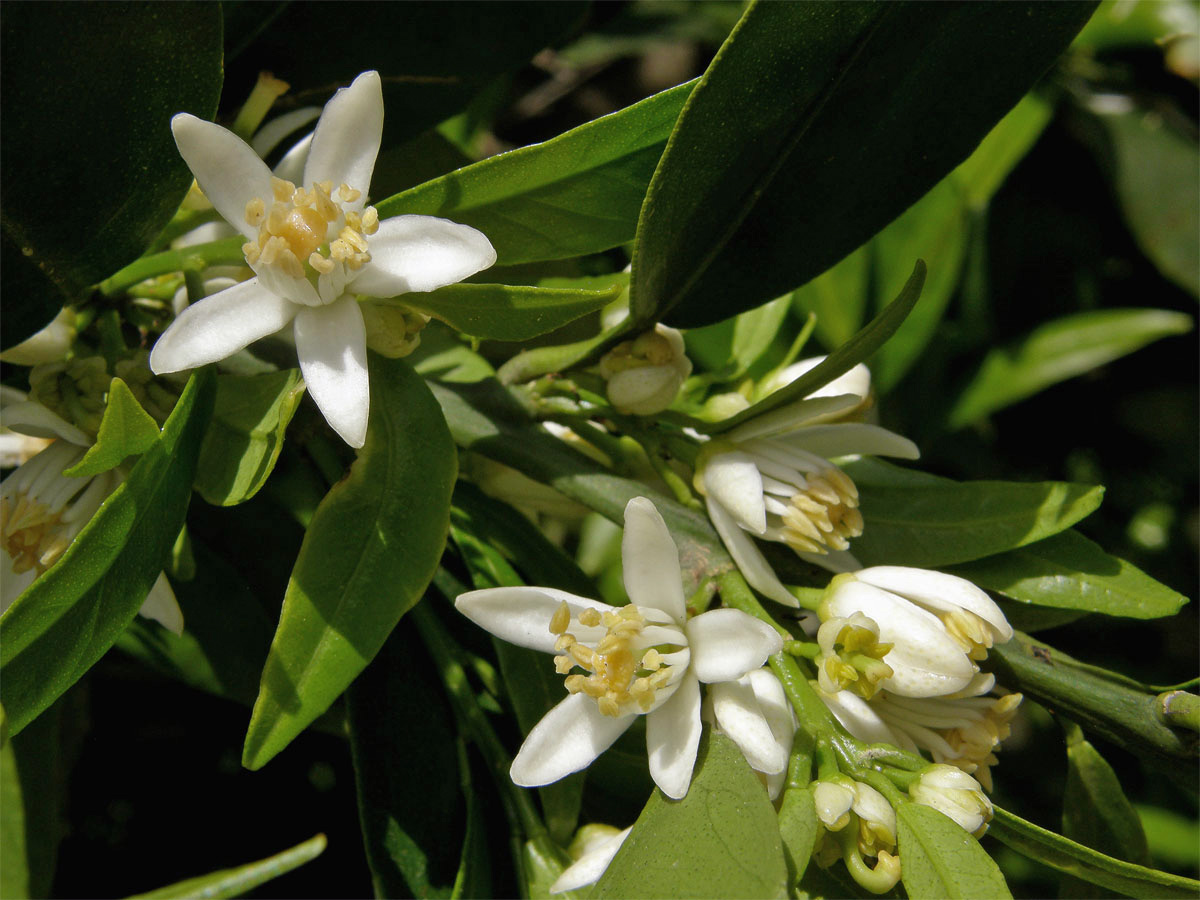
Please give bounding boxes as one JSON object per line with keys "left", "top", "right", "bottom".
{"left": 599, "top": 324, "right": 691, "bottom": 415}
{"left": 909, "top": 764, "right": 994, "bottom": 837}
{"left": 813, "top": 779, "right": 855, "bottom": 831}
{"left": 361, "top": 302, "right": 431, "bottom": 359}
{"left": 0, "top": 308, "right": 76, "bottom": 366}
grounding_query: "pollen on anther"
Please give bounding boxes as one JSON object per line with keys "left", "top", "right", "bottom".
{"left": 554, "top": 655, "right": 573, "bottom": 675}
{"left": 338, "top": 183, "right": 362, "bottom": 203}
{"left": 242, "top": 241, "right": 261, "bottom": 264}
{"left": 271, "top": 177, "right": 296, "bottom": 202}
{"left": 578, "top": 608, "right": 602, "bottom": 628}
{"left": 361, "top": 207, "right": 380, "bottom": 235}
{"left": 244, "top": 198, "right": 266, "bottom": 227}
{"left": 549, "top": 601, "right": 571, "bottom": 635}
{"left": 554, "top": 634, "right": 575, "bottom": 652}
{"left": 309, "top": 252, "right": 335, "bottom": 275}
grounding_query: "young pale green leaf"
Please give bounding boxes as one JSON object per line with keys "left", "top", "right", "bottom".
{"left": 194, "top": 370, "right": 306, "bottom": 506}
{"left": 0, "top": 372, "right": 215, "bottom": 736}
{"left": 707, "top": 262, "right": 925, "bottom": 434}
{"left": 242, "top": 356, "right": 456, "bottom": 769}
{"left": 630, "top": 1, "right": 1094, "bottom": 327}
{"left": 127, "top": 834, "right": 326, "bottom": 899}
{"left": 897, "top": 802, "right": 1011, "bottom": 899}
{"left": 947, "top": 529, "right": 1188, "bottom": 619}
{"left": 791, "top": 246, "right": 871, "bottom": 352}
{"left": 376, "top": 81, "right": 694, "bottom": 265}
{"left": 989, "top": 807, "right": 1200, "bottom": 899}
{"left": 949, "top": 308, "right": 1193, "bottom": 428}
{"left": 61, "top": 379, "right": 161, "bottom": 478}
{"left": 950, "top": 93, "right": 1054, "bottom": 210}
{"left": 1059, "top": 723, "right": 1149, "bottom": 897}
{"left": 390, "top": 281, "right": 624, "bottom": 342}
{"left": 685, "top": 295, "right": 792, "bottom": 381}
{"left": 347, "top": 621, "right": 481, "bottom": 899}
{"left": 1, "top": 4, "right": 222, "bottom": 347}
{"left": 592, "top": 732, "right": 788, "bottom": 899}
{"left": 842, "top": 458, "right": 1104, "bottom": 568}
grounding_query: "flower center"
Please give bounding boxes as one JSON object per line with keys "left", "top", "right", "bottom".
{"left": 548, "top": 601, "right": 682, "bottom": 717}
{"left": 778, "top": 467, "right": 862, "bottom": 555}
{"left": 242, "top": 176, "right": 379, "bottom": 283}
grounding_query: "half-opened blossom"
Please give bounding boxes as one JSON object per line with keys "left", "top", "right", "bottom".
{"left": 599, "top": 325, "right": 692, "bottom": 415}
{"left": 150, "top": 70, "right": 496, "bottom": 447}
{"left": 908, "top": 764, "right": 994, "bottom": 836}
{"left": 455, "top": 496, "right": 781, "bottom": 799}
{"left": 549, "top": 824, "right": 632, "bottom": 894}
{"left": 811, "top": 776, "right": 901, "bottom": 893}
{"left": 696, "top": 389, "right": 918, "bottom": 606}
{"left": 1, "top": 399, "right": 182, "bottom": 633}
{"left": 704, "top": 667, "right": 796, "bottom": 800}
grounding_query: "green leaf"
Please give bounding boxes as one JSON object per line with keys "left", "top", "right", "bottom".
{"left": 391, "top": 281, "right": 625, "bottom": 342}
{"left": 0, "top": 717, "right": 27, "bottom": 900}
{"left": 3, "top": 702, "right": 65, "bottom": 900}
{"left": 1136, "top": 805, "right": 1200, "bottom": 869}
{"left": 708, "top": 262, "right": 925, "bottom": 434}
{"left": 0, "top": 372, "right": 215, "bottom": 736}
{"left": 946, "top": 529, "right": 1188, "bottom": 619}
{"left": 127, "top": 834, "right": 326, "bottom": 899}
{"left": 686, "top": 295, "right": 792, "bottom": 381}
{"left": 989, "top": 807, "right": 1200, "bottom": 899}
{"left": 592, "top": 732, "right": 788, "bottom": 899}
{"left": 194, "top": 370, "right": 306, "bottom": 506}
{"left": 843, "top": 459, "right": 1104, "bottom": 569}
{"left": 242, "top": 355, "right": 456, "bottom": 768}
{"left": 950, "top": 93, "right": 1053, "bottom": 209}
{"left": 897, "top": 802, "right": 1011, "bottom": 899}
{"left": 777, "top": 787, "right": 820, "bottom": 890}
{"left": 791, "top": 246, "right": 871, "bottom": 352}
{"left": 61, "top": 379, "right": 161, "bottom": 478}
{"left": 377, "top": 81, "right": 694, "bottom": 265}
{"left": 0, "top": 3, "right": 222, "bottom": 347}
{"left": 949, "top": 309, "right": 1193, "bottom": 428}
{"left": 630, "top": 1, "right": 1094, "bottom": 327}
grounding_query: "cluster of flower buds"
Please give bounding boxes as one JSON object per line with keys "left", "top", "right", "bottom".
{"left": 812, "top": 776, "right": 902, "bottom": 893}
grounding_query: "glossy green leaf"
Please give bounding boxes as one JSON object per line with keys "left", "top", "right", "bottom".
{"left": 0, "top": 372, "right": 215, "bottom": 736}
{"left": 377, "top": 81, "right": 694, "bottom": 265}
{"left": 242, "top": 355, "right": 456, "bottom": 769}
{"left": 194, "top": 370, "right": 306, "bottom": 506}
{"left": 791, "top": 247, "right": 871, "bottom": 353}
{"left": 989, "top": 807, "right": 1200, "bottom": 899}
{"left": 686, "top": 295, "right": 792, "bottom": 380}
{"left": 348, "top": 621, "right": 481, "bottom": 899}
{"left": 950, "top": 93, "right": 1053, "bottom": 209}
{"left": 391, "top": 281, "right": 624, "bottom": 342}
{"left": 844, "top": 458, "right": 1104, "bottom": 568}
{"left": 947, "top": 529, "right": 1188, "bottom": 619}
{"left": 62, "top": 379, "right": 161, "bottom": 478}
{"left": 708, "top": 262, "right": 925, "bottom": 434}
{"left": 630, "top": 1, "right": 1093, "bottom": 327}
{"left": 1, "top": 3, "right": 222, "bottom": 347}
{"left": 949, "top": 308, "right": 1192, "bottom": 428}
{"left": 592, "top": 732, "right": 788, "bottom": 899}
{"left": 128, "top": 834, "right": 326, "bottom": 899}
{"left": 898, "top": 802, "right": 1011, "bottom": 899}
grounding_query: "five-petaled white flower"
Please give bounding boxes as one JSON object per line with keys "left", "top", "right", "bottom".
{"left": 150, "top": 70, "right": 496, "bottom": 447}
{"left": 455, "top": 496, "right": 782, "bottom": 799}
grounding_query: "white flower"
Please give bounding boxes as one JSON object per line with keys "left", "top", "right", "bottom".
{"left": 908, "top": 764, "right": 994, "bottom": 837}
{"left": 550, "top": 824, "right": 633, "bottom": 894}
{"left": 0, "top": 399, "right": 182, "bottom": 633}
{"left": 454, "top": 497, "right": 782, "bottom": 799}
{"left": 696, "top": 389, "right": 918, "bottom": 606}
{"left": 599, "top": 325, "right": 692, "bottom": 415}
{"left": 0, "top": 308, "right": 76, "bottom": 366}
{"left": 705, "top": 667, "right": 796, "bottom": 800}
{"left": 150, "top": 71, "right": 496, "bottom": 447}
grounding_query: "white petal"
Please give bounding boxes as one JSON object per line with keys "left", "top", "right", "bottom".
{"left": 150, "top": 280, "right": 297, "bottom": 374}
{"left": 728, "top": 394, "right": 862, "bottom": 442}
{"left": 621, "top": 497, "right": 685, "bottom": 623}
{"left": 605, "top": 366, "right": 684, "bottom": 416}
{"left": 511, "top": 693, "right": 636, "bottom": 786}
{"left": 818, "top": 687, "right": 905, "bottom": 746}
{"left": 303, "top": 71, "right": 383, "bottom": 203}
{"left": 350, "top": 215, "right": 497, "bottom": 297}
{"left": 686, "top": 608, "right": 782, "bottom": 683}
{"left": 798, "top": 547, "right": 862, "bottom": 574}
{"left": 293, "top": 298, "right": 369, "bottom": 448}
{"left": 710, "top": 679, "right": 787, "bottom": 774}
{"left": 702, "top": 452, "right": 767, "bottom": 534}
{"left": 455, "top": 587, "right": 614, "bottom": 653}
{"left": 746, "top": 668, "right": 796, "bottom": 748}
{"left": 272, "top": 132, "right": 313, "bottom": 186}
{"left": 775, "top": 423, "right": 919, "bottom": 461}
{"left": 171, "top": 114, "right": 274, "bottom": 240}
{"left": 251, "top": 106, "right": 321, "bottom": 158}
{"left": 705, "top": 496, "right": 799, "bottom": 607}
{"left": 854, "top": 566, "right": 1012, "bottom": 642}
{"left": 139, "top": 572, "right": 184, "bottom": 635}
{"left": 646, "top": 674, "right": 702, "bottom": 799}
{"left": 1, "top": 401, "right": 91, "bottom": 446}
{"left": 550, "top": 827, "right": 633, "bottom": 894}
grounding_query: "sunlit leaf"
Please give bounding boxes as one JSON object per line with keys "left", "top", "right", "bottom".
{"left": 898, "top": 802, "right": 1011, "bottom": 899}
{"left": 127, "top": 834, "right": 326, "bottom": 899}
{"left": 63, "top": 379, "right": 161, "bottom": 478}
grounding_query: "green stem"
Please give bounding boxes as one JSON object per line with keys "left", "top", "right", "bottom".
{"left": 99, "top": 237, "right": 246, "bottom": 297}
{"left": 149, "top": 207, "right": 222, "bottom": 252}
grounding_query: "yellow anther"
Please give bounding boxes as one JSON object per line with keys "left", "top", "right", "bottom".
{"left": 554, "top": 655, "right": 573, "bottom": 675}
{"left": 554, "top": 634, "right": 576, "bottom": 652}
{"left": 330, "top": 239, "right": 352, "bottom": 261}
{"left": 602, "top": 612, "right": 621, "bottom": 629}
{"left": 570, "top": 644, "right": 595, "bottom": 669}
{"left": 345, "top": 210, "right": 362, "bottom": 232}
{"left": 340, "top": 226, "right": 369, "bottom": 253}
{"left": 362, "top": 207, "right": 380, "bottom": 234}
{"left": 338, "top": 183, "right": 361, "bottom": 203}
{"left": 309, "top": 252, "right": 335, "bottom": 275}
{"left": 578, "top": 608, "right": 601, "bottom": 628}
{"left": 641, "top": 649, "right": 662, "bottom": 670}
{"left": 549, "top": 601, "right": 571, "bottom": 635}
{"left": 596, "top": 634, "right": 625, "bottom": 655}
{"left": 317, "top": 181, "right": 333, "bottom": 196}
{"left": 564, "top": 674, "right": 585, "bottom": 693}
{"left": 242, "top": 241, "right": 261, "bottom": 264}
{"left": 597, "top": 696, "right": 620, "bottom": 718}
{"left": 271, "top": 177, "right": 296, "bottom": 202}
{"left": 312, "top": 182, "right": 338, "bottom": 222}
{"left": 265, "top": 204, "right": 288, "bottom": 236}
{"left": 244, "top": 198, "right": 266, "bottom": 227}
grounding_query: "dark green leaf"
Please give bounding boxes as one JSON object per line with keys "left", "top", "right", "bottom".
{"left": 631, "top": 1, "right": 1094, "bottom": 327}
{"left": 4, "top": 702, "right": 66, "bottom": 900}
{"left": 897, "top": 802, "right": 1011, "bottom": 899}
{"left": 686, "top": 295, "right": 792, "bottom": 381}
{"left": 1, "top": 712, "right": 27, "bottom": 900}
{"left": 947, "top": 529, "right": 1188, "bottom": 619}
{"left": 62, "top": 379, "right": 160, "bottom": 479}
{"left": 0, "top": 372, "right": 215, "bottom": 735}
{"left": 377, "top": 81, "right": 694, "bottom": 265}
{"left": 951, "top": 93, "right": 1053, "bottom": 209}
{"left": 949, "top": 309, "right": 1192, "bottom": 428}
{"left": 391, "top": 281, "right": 625, "bottom": 342}
{"left": 127, "top": 834, "right": 326, "bottom": 899}
{"left": 1, "top": 3, "right": 222, "bottom": 346}
{"left": 989, "top": 807, "right": 1200, "bottom": 899}
{"left": 194, "top": 370, "right": 306, "bottom": 506}
{"left": 242, "top": 356, "right": 456, "bottom": 768}
{"left": 592, "top": 732, "right": 788, "bottom": 899}
{"left": 777, "top": 787, "right": 820, "bottom": 890}
{"left": 790, "top": 246, "right": 871, "bottom": 352}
